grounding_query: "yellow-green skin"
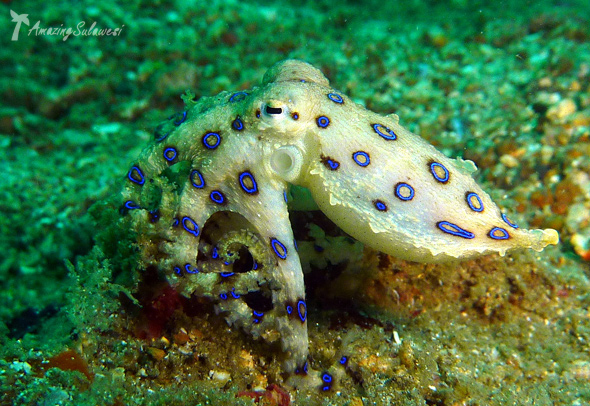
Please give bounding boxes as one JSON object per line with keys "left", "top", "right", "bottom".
{"left": 121, "top": 60, "right": 559, "bottom": 373}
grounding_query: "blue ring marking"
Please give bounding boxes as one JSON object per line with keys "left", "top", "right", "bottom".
{"left": 374, "top": 200, "right": 388, "bottom": 212}
{"left": 466, "top": 192, "right": 484, "bottom": 212}
{"left": 212, "top": 246, "right": 219, "bottom": 259}
{"left": 185, "top": 263, "right": 199, "bottom": 274}
{"left": 292, "top": 112, "right": 299, "bottom": 120}
{"left": 219, "top": 293, "right": 228, "bottom": 300}
{"left": 430, "top": 162, "right": 450, "bottom": 183}
{"left": 322, "top": 373, "right": 333, "bottom": 383}
{"left": 252, "top": 261, "right": 258, "bottom": 270}
{"left": 174, "top": 266, "right": 181, "bottom": 275}
{"left": 316, "top": 115, "right": 330, "bottom": 128}
{"left": 321, "top": 156, "right": 340, "bottom": 170}
{"left": 488, "top": 227, "right": 510, "bottom": 240}
{"left": 502, "top": 213, "right": 519, "bottom": 229}
{"left": 154, "top": 123, "right": 171, "bottom": 142}
{"left": 437, "top": 221, "right": 474, "bottom": 239}
{"left": 182, "top": 216, "right": 200, "bottom": 237}
{"left": 232, "top": 117, "right": 244, "bottom": 131}
{"left": 372, "top": 123, "right": 397, "bottom": 140}
{"left": 163, "top": 147, "right": 177, "bottom": 162}
{"left": 127, "top": 165, "right": 145, "bottom": 185}
{"left": 210, "top": 190, "right": 226, "bottom": 205}
{"left": 202, "top": 132, "right": 221, "bottom": 149}
{"left": 294, "top": 239, "right": 298, "bottom": 252}
{"left": 124, "top": 200, "right": 140, "bottom": 210}
{"left": 352, "top": 151, "right": 370, "bottom": 167}
{"left": 339, "top": 356, "right": 348, "bottom": 365}
{"left": 270, "top": 238, "right": 288, "bottom": 259}
{"left": 231, "top": 288, "right": 240, "bottom": 299}
{"left": 148, "top": 210, "right": 160, "bottom": 223}
{"left": 253, "top": 310, "right": 264, "bottom": 317}
{"left": 283, "top": 190, "right": 288, "bottom": 203}
{"left": 297, "top": 300, "right": 307, "bottom": 322}
{"left": 395, "top": 183, "right": 415, "bottom": 201}
{"left": 172, "top": 218, "right": 179, "bottom": 227}
{"left": 286, "top": 305, "right": 293, "bottom": 315}
{"left": 173, "top": 111, "right": 187, "bottom": 126}
{"left": 293, "top": 361, "right": 309, "bottom": 375}
{"left": 229, "top": 91, "right": 248, "bottom": 103}
{"left": 327, "top": 92, "right": 344, "bottom": 104}
{"left": 220, "top": 272, "right": 234, "bottom": 278}
{"left": 238, "top": 171, "right": 258, "bottom": 194}
{"left": 327, "top": 159, "right": 339, "bottom": 170}
{"left": 189, "top": 169, "right": 205, "bottom": 189}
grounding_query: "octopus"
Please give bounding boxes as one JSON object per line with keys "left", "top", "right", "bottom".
{"left": 119, "top": 60, "right": 559, "bottom": 373}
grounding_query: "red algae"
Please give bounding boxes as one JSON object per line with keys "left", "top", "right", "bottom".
{"left": 42, "top": 349, "right": 94, "bottom": 382}
{"left": 237, "top": 383, "right": 291, "bottom": 406}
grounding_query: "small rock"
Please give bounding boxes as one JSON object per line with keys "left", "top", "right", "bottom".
{"left": 349, "top": 398, "right": 364, "bottom": 406}
{"left": 569, "top": 80, "right": 581, "bottom": 91}
{"left": 10, "top": 361, "right": 32, "bottom": 374}
{"left": 571, "top": 230, "right": 590, "bottom": 261}
{"left": 547, "top": 99, "right": 577, "bottom": 121}
{"left": 569, "top": 360, "right": 590, "bottom": 379}
{"left": 238, "top": 349, "right": 254, "bottom": 369}
{"left": 538, "top": 77, "right": 552, "bottom": 88}
{"left": 565, "top": 202, "right": 590, "bottom": 231}
{"left": 146, "top": 347, "right": 166, "bottom": 361}
{"left": 209, "top": 369, "right": 231, "bottom": 386}
{"left": 500, "top": 154, "right": 519, "bottom": 168}
{"left": 173, "top": 328, "right": 190, "bottom": 345}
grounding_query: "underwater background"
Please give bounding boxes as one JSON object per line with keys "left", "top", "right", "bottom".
{"left": 1, "top": 0, "right": 590, "bottom": 404}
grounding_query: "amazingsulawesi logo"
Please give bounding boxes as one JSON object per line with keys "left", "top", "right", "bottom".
{"left": 10, "top": 10, "right": 124, "bottom": 42}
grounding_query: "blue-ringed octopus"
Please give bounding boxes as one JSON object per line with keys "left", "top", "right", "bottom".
{"left": 119, "top": 60, "right": 559, "bottom": 373}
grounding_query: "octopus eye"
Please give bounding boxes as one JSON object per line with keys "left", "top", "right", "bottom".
{"left": 265, "top": 105, "right": 283, "bottom": 115}
{"left": 261, "top": 101, "right": 291, "bottom": 120}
